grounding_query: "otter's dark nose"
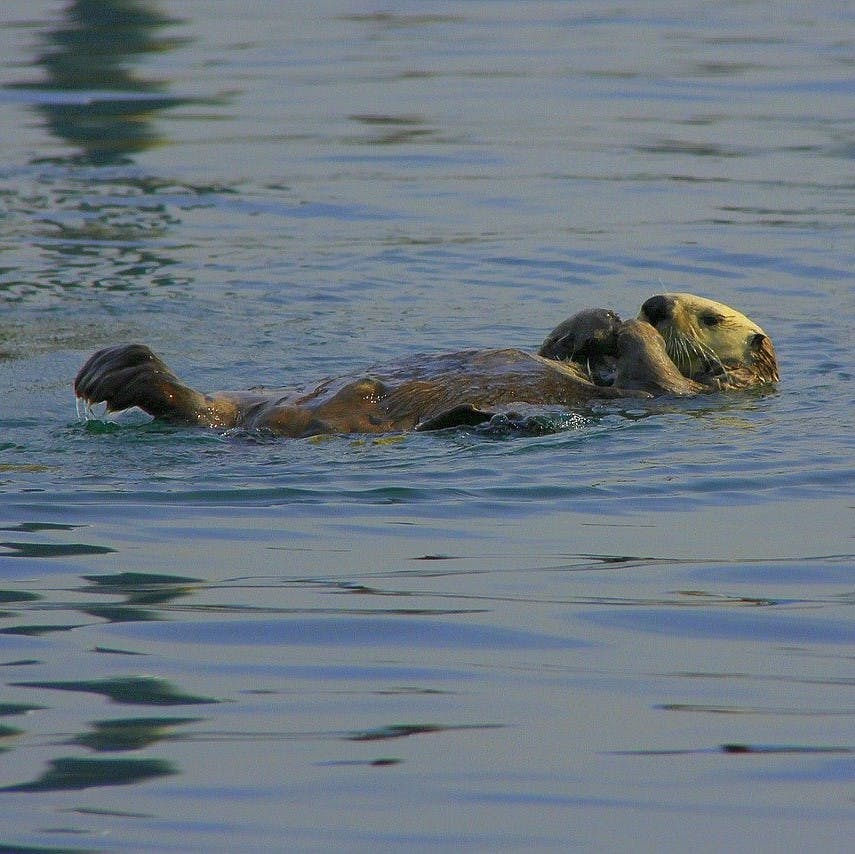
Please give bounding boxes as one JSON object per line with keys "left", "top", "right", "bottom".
{"left": 641, "top": 295, "right": 674, "bottom": 326}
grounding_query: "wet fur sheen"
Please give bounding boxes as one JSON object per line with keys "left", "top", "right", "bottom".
{"left": 74, "top": 293, "right": 777, "bottom": 438}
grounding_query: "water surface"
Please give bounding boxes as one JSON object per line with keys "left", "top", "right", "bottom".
{"left": 0, "top": 1, "right": 853, "bottom": 851}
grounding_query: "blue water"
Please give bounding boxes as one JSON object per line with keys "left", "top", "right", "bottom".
{"left": 0, "top": 2, "right": 853, "bottom": 851}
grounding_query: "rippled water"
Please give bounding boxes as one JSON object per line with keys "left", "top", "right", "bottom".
{"left": 0, "top": 2, "right": 853, "bottom": 851}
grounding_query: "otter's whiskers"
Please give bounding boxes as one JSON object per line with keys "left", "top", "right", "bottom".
{"left": 662, "top": 327, "right": 729, "bottom": 382}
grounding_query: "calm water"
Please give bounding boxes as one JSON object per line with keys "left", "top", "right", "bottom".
{"left": 0, "top": 1, "right": 853, "bottom": 851}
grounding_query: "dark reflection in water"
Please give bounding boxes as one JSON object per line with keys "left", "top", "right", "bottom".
{"left": 0, "top": 703, "right": 45, "bottom": 716}
{"left": 0, "top": 542, "right": 115, "bottom": 558}
{"left": 1, "top": 755, "right": 176, "bottom": 792}
{"left": 348, "top": 113, "right": 440, "bottom": 145}
{"left": 0, "top": 522, "right": 82, "bottom": 533}
{"left": 0, "top": 1, "right": 237, "bottom": 304}
{"left": 659, "top": 703, "right": 855, "bottom": 716}
{"left": 0, "top": 724, "right": 24, "bottom": 749}
{"left": 79, "top": 571, "right": 202, "bottom": 623}
{"left": 0, "top": 590, "right": 41, "bottom": 604}
{"left": 615, "top": 744, "right": 853, "bottom": 757}
{"left": 347, "top": 722, "right": 501, "bottom": 741}
{"left": 72, "top": 716, "right": 203, "bottom": 751}
{"left": 11, "top": 676, "right": 220, "bottom": 706}
{"left": 9, "top": 0, "right": 191, "bottom": 164}
{"left": 0, "top": 623, "right": 84, "bottom": 637}
{"left": 81, "top": 571, "right": 202, "bottom": 605}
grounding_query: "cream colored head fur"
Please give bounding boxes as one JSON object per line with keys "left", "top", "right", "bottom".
{"left": 639, "top": 293, "right": 778, "bottom": 388}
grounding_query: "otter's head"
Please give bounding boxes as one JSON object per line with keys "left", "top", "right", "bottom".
{"left": 639, "top": 293, "right": 778, "bottom": 388}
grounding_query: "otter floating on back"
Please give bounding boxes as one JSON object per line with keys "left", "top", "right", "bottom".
{"left": 74, "top": 293, "right": 777, "bottom": 438}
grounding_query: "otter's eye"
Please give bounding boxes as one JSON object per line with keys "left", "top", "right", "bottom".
{"left": 700, "top": 313, "right": 724, "bottom": 327}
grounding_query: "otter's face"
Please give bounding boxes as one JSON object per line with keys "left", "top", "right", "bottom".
{"left": 639, "top": 293, "right": 778, "bottom": 385}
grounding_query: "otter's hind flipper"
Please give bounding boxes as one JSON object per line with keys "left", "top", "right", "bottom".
{"left": 74, "top": 344, "right": 207, "bottom": 422}
{"left": 415, "top": 404, "right": 495, "bottom": 432}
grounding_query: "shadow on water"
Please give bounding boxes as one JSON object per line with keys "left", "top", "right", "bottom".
{"left": 8, "top": 0, "right": 191, "bottom": 165}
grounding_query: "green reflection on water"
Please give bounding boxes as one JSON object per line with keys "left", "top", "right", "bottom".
{"left": 0, "top": 523, "right": 81, "bottom": 533}
{"left": 0, "top": 590, "right": 41, "bottom": 603}
{"left": 0, "top": 542, "right": 116, "bottom": 558}
{"left": 81, "top": 571, "right": 203, "bottom": 605}
{"left": 72, "top": 716, "right": 203, "bottom": 751}
{"left": 1, "top": 755, "right": 176, "bottom": 792}
{"left": 11, "top": 676, "right": 221, "bottom": 706}
{"left": 0, "top": 724, "right": 24, "bottom": 741}
{"left": 79, "top": 571, "right": 204, "bottom": 623}
{"left": 0, "top": 703, "right": 46, "bottom": 716}
{"left": 348, "top": 722, "right": 503, "bottom": 741}
{"left": 0, "top": 845, "right": 99, "bottom": 853}
{"left": 0, "top": 624, "right": 84, "bottom": 637}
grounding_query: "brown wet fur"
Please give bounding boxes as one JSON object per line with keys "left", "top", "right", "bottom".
{"left": 612, "top": 320, "right": 702, "bottom": 396}
{"left": 74, "top": 295, "right": 777, "bottom": 438}
{"left": 75, "top": 345, "right": 635, "bottom": 437}
{"left": 538, "top": 308, "right": 622, "bottom": 361}
{"left": 537, "top": 307, "right": 623, "bottom": 386}
{"left": 706, "top": 333, "right": 778, "bottom": 390}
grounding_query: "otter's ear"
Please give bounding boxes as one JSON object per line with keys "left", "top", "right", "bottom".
{"left": 750, "top": 333, "right": 766, "bottom": 351}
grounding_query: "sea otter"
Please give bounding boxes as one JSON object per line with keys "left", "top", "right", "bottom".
{"left": 74, "top": 293, "right": 777, "bottom": 438}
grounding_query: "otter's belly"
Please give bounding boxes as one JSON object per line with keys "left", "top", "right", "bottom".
{"left": 266, "top": 349, "right": 615, "bottom": 434}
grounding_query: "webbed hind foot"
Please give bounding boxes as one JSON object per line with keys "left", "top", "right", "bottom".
{"left": 74, "top": 344, "right": 206, "bottom": 422}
